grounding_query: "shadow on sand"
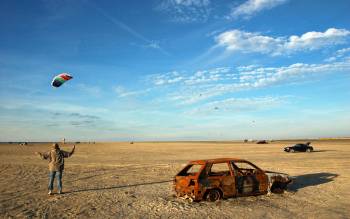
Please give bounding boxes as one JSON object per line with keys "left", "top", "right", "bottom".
{"left": 65, "top": 180, "right": 173, "bottom": 194}
{"left": 311, "top": 150, "right": 337, "bottom": 153}
{"left": 289, "top": 172, "right": 338, "bottom": 192}
{"left": 63, "top": 173, "right": 339, "bottom": 194}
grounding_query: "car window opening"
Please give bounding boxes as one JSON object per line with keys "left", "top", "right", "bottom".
{"left": 178, "top": 164, "right": 202, "bottom": 176}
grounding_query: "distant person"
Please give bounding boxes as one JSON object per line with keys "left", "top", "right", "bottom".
{"left": 35, "top": 143, "right": 75, "bottom": 195}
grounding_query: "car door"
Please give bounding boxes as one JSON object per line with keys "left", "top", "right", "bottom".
{"left": 294, "top": 144, "right": 303, "bottom": 152}
{"left": 232, "top": 161, "right": 268, "bottom": 196}
{"left": 207, "top": 162, "right": 236, "bottom": 197}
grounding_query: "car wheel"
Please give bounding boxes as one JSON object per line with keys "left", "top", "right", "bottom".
{"left": 306, "top": 148, "right": 311, "bottom": 152}
{"left": 290, "top": 149, "right": 295, "bottom": 153}
{"left": 206, "top": 189, "right": 222, "bottom": 202}
{"left": 271, "top": 182, "right": 285, "bottom": 194}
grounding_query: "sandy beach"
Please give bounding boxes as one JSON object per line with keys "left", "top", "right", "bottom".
{"left": 0, "top": 140, "right": 349, "bottom": 218}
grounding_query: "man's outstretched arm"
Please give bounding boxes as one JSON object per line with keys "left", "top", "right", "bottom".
{"left": 35, "top": 151, "right": 49, "bottom": 160}
{"left": 62, "top": 145, "right": 75, "bottom": 158}
{"left": 69, "top": 145, "right": 75, "bottom": 157}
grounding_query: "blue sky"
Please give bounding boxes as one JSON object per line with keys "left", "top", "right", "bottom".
{"left": 1, "top": 0, "right": 350, "bottom": 141}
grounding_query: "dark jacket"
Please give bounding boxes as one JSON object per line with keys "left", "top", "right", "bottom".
{"left": 39, "top": 146, "right": 75, "bottom": 172}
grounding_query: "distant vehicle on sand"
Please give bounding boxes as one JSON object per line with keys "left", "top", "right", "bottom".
{"left": 284, "top": 142, "right": 314, "bottom": 152}
{"left": 256, "top": 140, "right": 268, "bottom": 144}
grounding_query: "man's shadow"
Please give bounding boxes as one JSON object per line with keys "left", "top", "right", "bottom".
{"left": 289, "top": 172, "right": 338, "bottom": 192}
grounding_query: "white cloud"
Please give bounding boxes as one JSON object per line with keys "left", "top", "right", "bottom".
{"left": 114, "top": 86, "right": 151, "bottom": 97}
{"left": 184, "top": 68, "right": 231, "bottom": 85}
{"left": 286, "top": 29, "right": 350, "bottom": 51}
{"left": 172, "top": 0, "right": 210, "bottom": 6}
{"left": 229, "top": 0, "right": 288, "bottom": 19}
{"left": 149, "top": 67, "right": 233, "bottom": 86}
{"left": 188, "top": 96, "right": 287, "bottom": 115}
{"left": 158, "top": 0, "right": 286, "bottom": 22}
{"left": 336, "top": 47, "right": 350, "bottom": 56}
{"left": 216, "top": 28, "right": 350, "bottom": 56}
{"left": 164, "top": 59, "right": 350, "bottom": 104}
{"left": 238, "top": 61, "right": 350, "bottom": 88}
{"left": 156, "top": 0, "right": 211, "bottom": 22}
{"left": 149, "top": 71, "right": 184, "bottom": 85}
{"left": 117, "top": 54, "right": 350, "bottom": 105}
{"left": 145, "top": 41, "right": 161, "bottom": 49}
{"left": 325, "top": 47, "right": 350, "bottom": 62}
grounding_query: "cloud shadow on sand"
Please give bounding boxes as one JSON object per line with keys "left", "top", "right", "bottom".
{"left": 65, "top": 180, "right": 173, "bottom": 194}
{"left": 289, "top": 172, "right": 338, "bottom": 192}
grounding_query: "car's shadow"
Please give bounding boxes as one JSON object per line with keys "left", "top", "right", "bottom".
{"left": 285, "top": 150, "right": 336, "bottom": 153}
{"left": 289, "top": 172, "right": 338, "bottom": 192}
{"left": 64, "top": 180, "right": 173, "bottom": 194}
{"left": 311, "top": 150, "right": 336, "bottom": 153}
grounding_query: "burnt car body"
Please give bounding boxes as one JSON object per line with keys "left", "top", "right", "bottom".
{"left": 174, "top": 158, "right": 292, "bottom": 202}
{"left": 284, "top": 142, "right": 313, "bottom": 152}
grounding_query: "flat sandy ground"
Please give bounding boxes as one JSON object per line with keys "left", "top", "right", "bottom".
{"left": 0, "top": 140, "right": 349, "bottom": 218}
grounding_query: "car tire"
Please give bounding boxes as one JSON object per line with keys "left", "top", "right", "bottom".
{"left": 205, "top": 189, "right": 222, "bottom": 202}
{"left": 271, "top": 182, "right": 285, "bottom": 194}
{"left": 306, "top": 148, "right": 312, "bottom": 152}
{"left": 290, "top": 149, "right": 295, "bottom": 153}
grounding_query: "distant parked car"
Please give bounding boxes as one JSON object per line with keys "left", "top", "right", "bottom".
{"left": 284, "top": 142, "right": 313, "bottom": 152}
{"left": 256, "top": 140, "right": 268, "bottom": 144}
{"left": 174, "top": 158, "right": 292, "bottom": 202}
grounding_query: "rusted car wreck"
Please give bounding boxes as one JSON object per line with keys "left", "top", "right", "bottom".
{"left": 174, "top": 158, "right": 292, "bottom": 202}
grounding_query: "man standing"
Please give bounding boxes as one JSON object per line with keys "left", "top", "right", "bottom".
{"left": 36, "top": 143, "right": 75, "bottom": 195}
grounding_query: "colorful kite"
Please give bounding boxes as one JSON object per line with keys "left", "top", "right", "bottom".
{"left": 51, "top": 73, "right": 73, "bottom": 88}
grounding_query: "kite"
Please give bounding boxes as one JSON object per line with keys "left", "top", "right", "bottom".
{"left": 51, "top": 73, "right": 73, "bottom": 88}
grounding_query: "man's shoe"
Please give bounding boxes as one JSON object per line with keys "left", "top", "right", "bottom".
{"left": 58, "top": 190, "right": 63, "bottom": 194}
{"left": 48, "top": 190, "right": 53, "bottom": 195}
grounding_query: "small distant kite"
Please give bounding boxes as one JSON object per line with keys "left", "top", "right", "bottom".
{"left": 51, "top": 73, "right": 73, "bottom": 88}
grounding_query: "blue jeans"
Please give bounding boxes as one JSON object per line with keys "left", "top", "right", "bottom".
{"left": 48, "top": 171, "right": 63, "bottom": 191}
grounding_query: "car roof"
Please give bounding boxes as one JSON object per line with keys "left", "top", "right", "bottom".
{"left": 189, "top": 158, "right": 248, "bottom": 165}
